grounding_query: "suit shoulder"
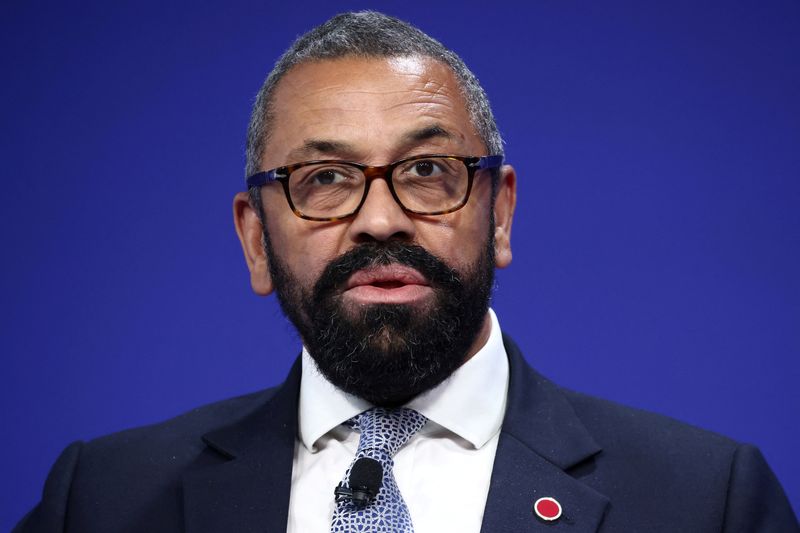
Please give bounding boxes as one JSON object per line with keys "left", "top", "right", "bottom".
{"left": 560, "top": 386, "right": 739, "bottom": 459}
{"left": 82, "top": 386, "right": 279, "bottom": 461}
{"left": 552, "top": 387, "right": 798, "bottom": 530}
{"left": 20, "top": 386, "right": 287, "bottom": 532}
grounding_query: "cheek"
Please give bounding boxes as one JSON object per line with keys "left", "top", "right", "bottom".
{"left": 416, "top": 210, "right": 492, "bottom": 270}
{"left": 266, "top": 217, "right": 346, "bottom": 286}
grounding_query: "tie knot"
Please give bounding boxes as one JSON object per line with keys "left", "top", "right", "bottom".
{"left": 350, "top": 407, "right": 427, "bottom": 458}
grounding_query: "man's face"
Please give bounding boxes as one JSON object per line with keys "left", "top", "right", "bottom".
{"left": 234, "top": 56, "right": 515, "bottom": 404}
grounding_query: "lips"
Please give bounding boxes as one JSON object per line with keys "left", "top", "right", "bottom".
{"left": 346, "top": 264, "right": 428, "bottom": 289}
{"left": 343, "top": 264, "right": 432, "bottom": 304}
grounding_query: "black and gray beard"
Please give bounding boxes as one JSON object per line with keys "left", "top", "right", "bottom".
{"left": 265, "top": 237, "right": 495, "bottom": 406}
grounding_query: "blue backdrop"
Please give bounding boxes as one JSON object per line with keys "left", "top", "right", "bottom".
{"left": 2, "top": 0, "right": 798, "bottom": 528}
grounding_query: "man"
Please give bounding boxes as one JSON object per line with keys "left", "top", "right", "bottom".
{"left": 15, "top": 11, "right": 798, "bottom": 533}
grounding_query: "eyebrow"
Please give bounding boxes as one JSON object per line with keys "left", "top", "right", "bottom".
{"left": 285, "top": 139, "right": 359, "bottom": 163}
{"left": 283, "top": 123, "right": 457, "bottom": 165}
{"left": 401, "top": 124, "right": 454, "bottom": 145}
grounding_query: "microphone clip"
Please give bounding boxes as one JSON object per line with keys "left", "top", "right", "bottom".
{"left": 334, "top": 483, "right": 376, "bottom": 508}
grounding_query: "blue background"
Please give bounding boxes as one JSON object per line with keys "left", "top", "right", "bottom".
{"left": 2, "top": 0, "right": 798, "bottom": 528}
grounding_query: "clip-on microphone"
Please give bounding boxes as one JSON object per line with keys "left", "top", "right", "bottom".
{"left": 334, "top": 457, "right": 383, "bottom": 508}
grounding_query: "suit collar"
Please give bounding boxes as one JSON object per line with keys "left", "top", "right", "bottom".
{"left": 480, "top": 335, "right": 609, "bottom": 532}
{"left": 182, "top": 357, "right": 301, "bottom": 533}
{"left": 500, "top": 333, "right": 602, "bottom": 470}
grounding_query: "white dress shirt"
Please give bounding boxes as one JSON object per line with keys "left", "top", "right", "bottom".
{"left": 286, "top": 309, "right": 509, "bottom": 533}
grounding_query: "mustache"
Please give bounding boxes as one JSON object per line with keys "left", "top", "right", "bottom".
{"left": 312, "top": 241, "right": 463, "bottom": 297}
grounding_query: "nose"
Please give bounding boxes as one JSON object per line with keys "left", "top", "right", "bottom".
{"left": 346, "top": 178, "right": 416, "bottom": 243}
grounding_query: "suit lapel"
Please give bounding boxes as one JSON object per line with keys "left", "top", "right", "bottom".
{"left": 481, "top": 336, "right": 609, "bottom": 532}
{"left": 182, "top": 358, "right": 301, "bottom": 533}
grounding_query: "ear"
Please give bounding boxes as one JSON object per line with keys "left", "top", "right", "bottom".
{"left": 493, "top": 165, "right": 516, "bottom": 269}
{"left": 233, "top": 191, "right": 274, "bottom": 296}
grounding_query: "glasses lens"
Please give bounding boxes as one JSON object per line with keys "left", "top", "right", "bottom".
{"left": 288, "top": 163, "right": 365, "bottom": 218}
{"left": 392, "top": 156, "right": 469, "bottom": 213}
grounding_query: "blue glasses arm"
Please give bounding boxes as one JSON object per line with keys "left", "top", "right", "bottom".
{"left": 245, "top": 170, "right": 280, "bottom": 188}
{"left": 477, "top": 155, "right": 504, "bottom": 170}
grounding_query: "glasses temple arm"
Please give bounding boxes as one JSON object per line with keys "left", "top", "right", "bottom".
{"left": 476, "top": 155, "right": 504, "bottom": 170}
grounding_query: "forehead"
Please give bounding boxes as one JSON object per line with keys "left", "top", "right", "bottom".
{"left": 262, "top": 55, "right": 483, "bottom": 168}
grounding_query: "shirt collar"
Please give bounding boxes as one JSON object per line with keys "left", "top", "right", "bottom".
{"left": 298, "top": 308, "right": 509, "bottom": 452}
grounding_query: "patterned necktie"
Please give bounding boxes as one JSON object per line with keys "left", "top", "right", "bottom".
{"left": 330, "top": 407, "right": 428, "bottom": 533}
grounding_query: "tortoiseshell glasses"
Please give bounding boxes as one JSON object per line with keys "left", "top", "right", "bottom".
{"left": 245, "top": 154, "right": 503, "bottom": 221}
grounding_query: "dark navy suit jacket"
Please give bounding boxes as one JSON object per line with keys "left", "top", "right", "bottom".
{"left": 15, "top": 336, "right": 799, "bottom": 532}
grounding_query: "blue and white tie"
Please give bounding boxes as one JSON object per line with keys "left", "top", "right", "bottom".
{"left": 330, "top": 407, "right": 427, "bottom": 533}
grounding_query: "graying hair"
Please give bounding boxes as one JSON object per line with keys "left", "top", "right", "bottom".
{"left": 244, "top": 10, "right": 503, "bottom": 178}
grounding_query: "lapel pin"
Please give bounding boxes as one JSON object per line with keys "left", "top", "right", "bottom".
{"left": 534, "top": 496, "right": 563, "bottom": 522}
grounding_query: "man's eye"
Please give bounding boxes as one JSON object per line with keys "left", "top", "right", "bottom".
{"left": 408, "top": 160, "right": 444, "bottom": 178}
{"left": 310, "top": 169, "right": 348, "bottom": 185}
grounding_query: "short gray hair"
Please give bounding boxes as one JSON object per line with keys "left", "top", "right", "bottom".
{"left": 244, "top": 11, "right": 503, "bottom": 178}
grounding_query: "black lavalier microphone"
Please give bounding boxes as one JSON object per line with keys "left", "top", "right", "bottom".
{"left": 334, "top": 457, "right": 383, "bottom": 507}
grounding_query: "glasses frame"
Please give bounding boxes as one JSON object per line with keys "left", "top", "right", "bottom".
{"left": 246, "top": 153, "right": 504, "bottom": 222}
